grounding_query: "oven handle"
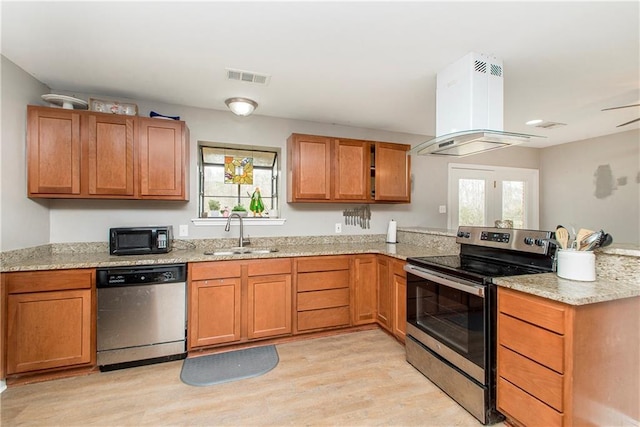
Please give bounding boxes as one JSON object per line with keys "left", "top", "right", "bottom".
{"left": 403, "top": 264, "right": 485, "bottom": 298}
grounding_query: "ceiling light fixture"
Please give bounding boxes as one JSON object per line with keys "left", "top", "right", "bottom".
{"left": 225, "top": 97, "right": 258, "bottom": 116}
{"left": 525, "top": 119, "right": 543, "bottom": 126}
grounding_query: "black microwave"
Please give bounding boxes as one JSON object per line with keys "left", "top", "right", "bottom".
{"left": 109, "top": 226, "right": 173, "bottom": 256}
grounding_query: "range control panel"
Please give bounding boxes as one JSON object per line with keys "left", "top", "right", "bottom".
{"left": 456, "top": 226, "right": 554, "bottom": 254}
{"left": 480, "top": 231, "right": 510, "bottom": 243}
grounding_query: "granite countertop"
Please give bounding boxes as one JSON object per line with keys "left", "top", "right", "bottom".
{"left": 493, "top": 273, "right": 640, "bottom": 305}
{"left": 2, "top": 229, "right": 638, "bottom": 307}
{"left": 0, "top": 241, "right": 449, "bottom": 273}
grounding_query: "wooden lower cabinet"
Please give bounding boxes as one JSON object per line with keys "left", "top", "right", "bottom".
{"left": 188, "top": 259, "right": 292, "bottom": 350}
{"left": 352, "top": 255, "right": 377, "bottom": 325}
{"left": 189, "top": 277, "right": 242, "bottom": 348}
{"left": 3, "top": 269, "right": 95, "bottom": 376}
{"left": 295, "top": 256, "right": 351, "bottom": 332}
{"left": 391, "top": 259, "right": 407, "bottom": 342}
{"left": 497, "top": 287, "right": 640, "bottom": 427}
{"left": 247, "top": 274, "right": 292, "bottom": 339}
{"left": 376, "top": 257, "right": 392, "bottom": 330}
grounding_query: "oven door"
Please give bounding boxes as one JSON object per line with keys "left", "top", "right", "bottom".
{"left": 405, "top": 263, "right": 487, "bottom": 384}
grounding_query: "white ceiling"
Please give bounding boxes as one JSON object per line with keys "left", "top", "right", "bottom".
{"left": 2, "top": 1, "right": 639, "bottom": 148}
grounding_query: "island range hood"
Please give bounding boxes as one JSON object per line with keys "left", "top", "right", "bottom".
{"left": 411, "top": 52, "right": 540, "bottom": 157}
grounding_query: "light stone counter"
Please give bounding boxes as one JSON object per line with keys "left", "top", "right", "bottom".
{"left": 0, "top": 233, "right": 458, "bottom": 273}
{"left": 493, "top": 273, "right": 640, "bottom": 305}
{"left": 3, "top": 229, "right": 638, "bottom": 307}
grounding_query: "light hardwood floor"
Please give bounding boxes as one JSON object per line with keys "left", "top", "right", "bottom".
{"left": 1, "top": 329, "right": 500, "bottom": 426}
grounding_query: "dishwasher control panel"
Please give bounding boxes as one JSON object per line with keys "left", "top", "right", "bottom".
{"left": 97, "top": 264, "right": 186, "bottom": 287}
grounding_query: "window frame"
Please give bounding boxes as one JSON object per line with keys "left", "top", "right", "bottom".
{"left": 198, "top": 143, "right": 280, "bottom": 218}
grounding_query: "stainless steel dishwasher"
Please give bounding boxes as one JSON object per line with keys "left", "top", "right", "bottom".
{"left": 96, "top": 263, "right": 187, "bottom": 371}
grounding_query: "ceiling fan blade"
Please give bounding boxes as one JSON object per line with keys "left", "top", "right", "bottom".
{"left": 616, "top": 117, "right": 640, "bottom": 127}
{"left": 602, "top": 103, "right": 640, "bottom": 111}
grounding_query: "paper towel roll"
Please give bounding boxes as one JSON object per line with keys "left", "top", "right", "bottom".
{"left": 386, "top": 220, "right": 397, "bottom": 243}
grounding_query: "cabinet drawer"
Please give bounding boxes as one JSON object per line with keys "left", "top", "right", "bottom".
{"left": 297, "top": 306, "right": 350, "bottom": 331}
{"left": 296, "top": 256, "right": 350, "bottom": 273}
{"left": 499, "top": 313, "right": 564, "bottom": 373}
{"left": 247, "top": 258, "right": 291, "bottom": 276}
{"left": 498, "top": 345, "right": 564, "bottom": 412}
{"left": 499, "top": 288, "right": 566, "bottom": 335}
{"left": 297, "top": 288, "right": 350, "bottom": 311}
{"left": 6, "top": 269, "right": 94, "bottom": 293}
{"left": 298, "top": 270, "right": 350, "bottom": 291}
{"left": 498, "top": 377, "right": 563, "bottom": 427}
{"left": 190, "top": 261, "right": 242, "bottom": 280}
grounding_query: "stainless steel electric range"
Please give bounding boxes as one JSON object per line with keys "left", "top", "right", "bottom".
{"left": 404, "top": 226, "right": 556, "bottom": 425}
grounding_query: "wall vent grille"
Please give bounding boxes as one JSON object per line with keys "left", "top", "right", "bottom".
{"left": 226, "top": 68, "right": 271, "bottom": 85}
{"left": 474, "top": 60, "right": 487, "bottom": 73}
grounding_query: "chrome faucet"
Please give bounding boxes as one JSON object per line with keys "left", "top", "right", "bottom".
{"left": 224, "top": 213, "right": 250, "bottom": 247}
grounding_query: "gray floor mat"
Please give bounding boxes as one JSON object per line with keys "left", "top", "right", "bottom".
{"left": 180, "top": 345, "right": 279, "bottom": 386}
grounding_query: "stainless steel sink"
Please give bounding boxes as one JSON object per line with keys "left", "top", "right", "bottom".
{"left": 204, "top": 247, "right": 279, "bottom": 256}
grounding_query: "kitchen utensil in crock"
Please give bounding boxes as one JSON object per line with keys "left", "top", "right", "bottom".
{"left": 597, "top": 232, "right": 613, "bottom": 248}
{"left": 555, "top": 227, "right": 569, "bottom": 249}
{"left": 579, "top": 230, "right": 603, "bottom": 251}
{"left": 575, "top": 228, "right": 595, "bottom": 250}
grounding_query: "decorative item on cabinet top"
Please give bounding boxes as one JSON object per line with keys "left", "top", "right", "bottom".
{"left": 89, "top": 98, "right": 138, "bottom": 116}
{"left": 41, "top": 94, "right": 88, "bottom": 110}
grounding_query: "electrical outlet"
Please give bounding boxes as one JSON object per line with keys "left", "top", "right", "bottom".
{"left": 335, "top": 223, "right": 342, "bottom": 233}
{"left": 439, "top": 205, "right": 447, "bottom": 214}
{"left": 179, "top": 224, "right": 188, "bottom": 237}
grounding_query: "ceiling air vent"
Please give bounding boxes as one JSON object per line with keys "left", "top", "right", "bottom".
{"left": 533, "top": 121, "right": 567, "bottom": 129}
{"left": 226, "top": 68, "right": 271, "bottom": 85}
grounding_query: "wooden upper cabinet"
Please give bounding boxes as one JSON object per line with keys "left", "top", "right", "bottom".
{"left": 87, "top": 114, "right": 135, "bottom": 196}
{"left": 287, "top": 133, "right": 410, "bottom": 203}
{"left": 287, "top": 133, "right": 332, "bottom": 201}
{"left": 27, "top": 106, "right": 81, "bottom": 196}
{"left": 333, "top": 138, "right": 369, "bottom": 201}
{"left": 373, "top": 142, "right": 411, "bottom": 202}
{"left": 138, "top": 118, "right": 188, "bottom": 200}
{"left": 26, "top": 106, "right": 189, "bottom": 200}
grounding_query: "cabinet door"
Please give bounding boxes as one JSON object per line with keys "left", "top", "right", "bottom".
{"left": 333, "top": 139, "right": 369, "bottom": 200}
{"left": 352, "top": 255, "right": 377, "bottom": 325}
{"left": 87, "top": 114, "right": 135, "bottom": 196}
{"left": 374, "top": 142, "right": 411, "bottom": 202}
{"left": 391, "top": 260, "right": 407, "bottom": 342}
{"left": 287, "top": 134, "right": 331, "bottom": 201}
{"left": 6, "top": 289, "right": 92, "bottom": 374}
{"left": 138, "top": 118, "right": 188, "bottom": 199}
{"left": 189, "top": 278, "right": 241, "bottom": 348}
{"left": 376, "top": 256, "right": 392, "bottom": 330}
{"left": 27, "top": 106, "right": 81, "bottom": 196}
{"left": 248, "top": 274, "right": 292, "bottom": 339}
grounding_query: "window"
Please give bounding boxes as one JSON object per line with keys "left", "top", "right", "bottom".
{"left": 448, "top": 163, "right": 539, "bottom": 229}
{"left": 199, "top": 145, "right": 279, "bottom": 218}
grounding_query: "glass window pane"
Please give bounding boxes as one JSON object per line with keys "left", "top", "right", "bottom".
{"left": 502, "top": 181, "right": 525, "bottom": 229}
{"left": 200, "top": 145, "right": 278, "bottom": 217}
{"left": 459, "top": 179, "right": 485, "bottom": 226}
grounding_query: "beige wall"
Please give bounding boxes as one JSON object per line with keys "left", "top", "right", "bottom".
{"left": 540, "top": 129, "right": 640, "bottom": 245}
{"left": 0, "top": 56, "right": 50, "bottom": 251}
